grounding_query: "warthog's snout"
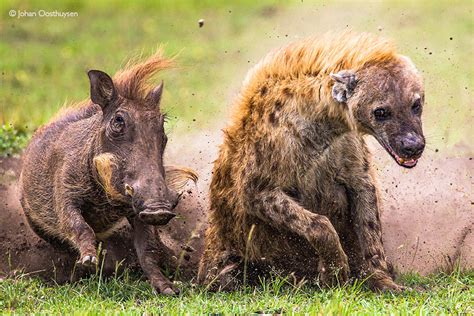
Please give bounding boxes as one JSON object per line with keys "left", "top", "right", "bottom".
{"left": 139, "top": 199, "right": 176, "bottom": 226}
{"left": 125, "top": 182, "right": 177, "bottom": 226}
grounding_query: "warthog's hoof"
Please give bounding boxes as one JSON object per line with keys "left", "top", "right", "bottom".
{"left": 77, "top": 255, "right": 97, "bottom": 267}
{"left": 155, "top": 281, "right": 180, "bottom": 296}
{"left": 138, "top": 209, "right": 176, "bottom": 226}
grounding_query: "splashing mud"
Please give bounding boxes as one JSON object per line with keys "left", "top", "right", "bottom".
{"left": 0, "top": 131, "right": 472, "bottom": 282}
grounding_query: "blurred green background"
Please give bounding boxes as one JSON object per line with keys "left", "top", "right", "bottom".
{"left": 0, "top": 0, "right": 472, "bottom": 155}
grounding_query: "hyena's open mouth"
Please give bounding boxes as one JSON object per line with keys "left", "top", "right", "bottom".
{"left": 378, "top": 139, "right": 419, "bottom": 169}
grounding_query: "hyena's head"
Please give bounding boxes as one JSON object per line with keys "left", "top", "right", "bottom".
{"left": 331, "top": 56, "right": 425, "bottom": 168}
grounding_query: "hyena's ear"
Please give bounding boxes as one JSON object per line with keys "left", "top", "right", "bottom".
{"left": 330, "top": 70, "right": 357, "bottom": 103}
{"left": 88, "top": 70, "right": 118, "bottom": 111}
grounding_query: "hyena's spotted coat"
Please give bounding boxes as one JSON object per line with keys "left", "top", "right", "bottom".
{"left": 198, "top": 32, "right": 425, "bottom": 292}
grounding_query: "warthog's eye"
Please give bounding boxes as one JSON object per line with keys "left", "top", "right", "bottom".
{"left": 111, "top": 114, "right": 125, "bottom": 133}
{"left": 412, "top": 99, "right": 422, "bottom": 115}
{"left": 373, "top": 107, "right": 390, "bottom": 121}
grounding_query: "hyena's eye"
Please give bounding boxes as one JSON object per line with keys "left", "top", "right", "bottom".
{"left": 373, "top": 107, "right": 390, "bottom": 121}
{"left": 412, "top": 99, "right": 422, "bottom": 115}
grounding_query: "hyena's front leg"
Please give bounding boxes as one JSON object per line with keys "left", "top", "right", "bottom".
{"left": 197, "top": 249, "right": 246, "bottom": 291}
{"left": 251, "top": 189, "right": 349, "bottom": 286}
{"left": 346, "top": 177, "right": 403, "bottom": 292}
{"left": 130, "top": 217, "right": 179, "bottom": 296}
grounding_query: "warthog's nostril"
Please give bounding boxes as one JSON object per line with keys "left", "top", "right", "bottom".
{"left": 124, "top": 183, "right": 134, "bottom": 196}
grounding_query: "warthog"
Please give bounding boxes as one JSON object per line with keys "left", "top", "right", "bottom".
{"left": 19, "top": 50, "right": 197, "bottom": 295}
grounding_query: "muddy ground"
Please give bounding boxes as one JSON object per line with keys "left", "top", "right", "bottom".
{"left": 0, "top": 131, "right": 472, "bottom": 283}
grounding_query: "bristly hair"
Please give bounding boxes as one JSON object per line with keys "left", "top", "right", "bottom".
{"left": 227, "top": 32, "right": 399, "bottom": 130}
{"left": 243, "top": 31, "right": 397, "bottom": 86}
{"left": 46, "top": 48, "right": 174, "bottom": 128}
{"left": 113, "top": 47, "right": 175, "bottom": 101}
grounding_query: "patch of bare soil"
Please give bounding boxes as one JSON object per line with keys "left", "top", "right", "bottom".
{"left": 167, "top": 131, "right": 474, "bottom": 276}
{"left": 0, "top": 155, "right": 207, "bottom": 283}
{"left": 0, "top": 131, "right": 472, "bottom": 283}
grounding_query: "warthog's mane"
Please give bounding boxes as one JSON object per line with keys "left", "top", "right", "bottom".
{"left": 49, "top": 48, "right": 174, "bottom": 126}
{"left": 113, "top": 47, "right": 174, "bottom": 102}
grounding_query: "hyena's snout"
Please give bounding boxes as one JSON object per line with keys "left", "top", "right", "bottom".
{"left": 395, "top": 132, "right": 425, "bottom": 159}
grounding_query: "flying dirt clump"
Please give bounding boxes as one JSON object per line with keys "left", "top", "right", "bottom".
{"left": 198, "top": 32, "right": 426, "bottom": 292}
{"left": 19, "top": 50, "right": 197, "bottom": 295}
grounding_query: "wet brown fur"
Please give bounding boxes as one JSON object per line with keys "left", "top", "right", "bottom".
{"left": 198, "top": 32, "right": 424, "bottom": 292}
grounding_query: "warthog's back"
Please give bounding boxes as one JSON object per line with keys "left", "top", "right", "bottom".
{"left": 19, "top": 103, "right": 100, "bottom": 244}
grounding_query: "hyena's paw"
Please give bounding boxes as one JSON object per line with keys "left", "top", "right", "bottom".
{"left": 318, "top": 255, "right": 350, "bottom": 287}
{"left": 215, "top": 263, "right": 241, "bottom": 291}
{"left": 371, "top": 277, "right": 409, "bottom": 293}
{"left": 201, "top": 263, "right": 241, "bottom": 292}
{"left": 77, "top": 255, "right": 97, "bottom": 268}
{"left": 368, "top": 270, "right": 413, "bottom": 293}
{"left": 154, "top": 281, "right": 180, "bottom": 296}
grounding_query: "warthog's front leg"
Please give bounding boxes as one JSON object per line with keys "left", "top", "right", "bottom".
{"left": 130, "top": 217, "right": 179, "bottom": 296}
{"left": 251, "top": 189, "right": 349, "bottom": 286}
{"left": 58, "top": 206, "right": 97, "bottom": 267}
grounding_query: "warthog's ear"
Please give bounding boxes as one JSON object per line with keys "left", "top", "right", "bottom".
{"left": 146, "top": 81, "right": 164, "bottom": 108}
{"left": 164, "top": 165, "right": 198, "bottom": 193}
{"left": 88, "top": 70, "right": 117, "bottom": 110}
{"left": 330, "top": 70, "right": 357, "bottom": 103}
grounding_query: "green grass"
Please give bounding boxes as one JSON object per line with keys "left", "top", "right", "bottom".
{"left": 1, "top": 270, "right": 473, "bottom": 314}
{"left": 0, "top": 1, "right": 472, "bottom": 313}
{"left": 0, "top": 0, "right": 291, "bottom": 156}
{"left": 0, "top": 124, "right": 28, "bottom": 156}
{"left": 0, "top": 0, "right": 288, "bottom": 135}
{"left": 1, "top": 0, "right": 472, "bottom": 155}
